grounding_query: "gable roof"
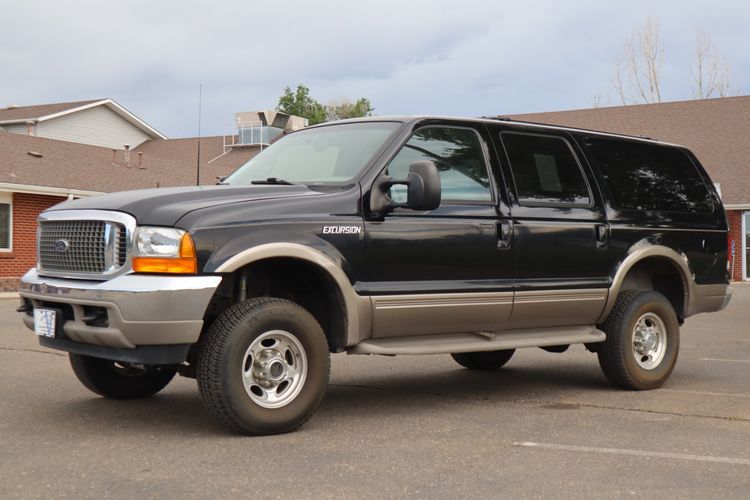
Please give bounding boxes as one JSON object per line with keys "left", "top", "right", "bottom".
{"left": 507, "top": 95, "right": 750, "bottom": 207}
{"left": 0, "top": 99, "right": 102, "bottom": 122}
{"left": 0, "top": 98, "right": 166, "bottom": 140}
{"left": 0, "top": 132, "right": 256, "bottom": 195}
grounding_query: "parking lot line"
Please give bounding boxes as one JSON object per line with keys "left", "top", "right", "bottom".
{"left": 514, "top": 442, "right": 750, "bottom": 466}
{"left": 700, "top": 357, "right": 750, "bottom": 363}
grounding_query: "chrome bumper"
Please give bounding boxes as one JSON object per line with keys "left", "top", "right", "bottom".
{"left": 19, "top": 269, "right": 222, "bottom": 349}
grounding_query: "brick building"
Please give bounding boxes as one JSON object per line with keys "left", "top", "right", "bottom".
{"left": 510, "top": 95, "right": 750, "bottom": 281}
{"left": 0, "top": 99, "right": 261, "bottom": 290}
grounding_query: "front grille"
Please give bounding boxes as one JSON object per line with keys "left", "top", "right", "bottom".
{"left": 116, "top": 226, "right": 127, "bottom": 266}
{"left": 39, "top": 220, "right": 123, "bottom": 274}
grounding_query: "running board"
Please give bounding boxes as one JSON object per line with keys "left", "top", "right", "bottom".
{"left": 347, "top": 326, "right": 606, "bottom": 355}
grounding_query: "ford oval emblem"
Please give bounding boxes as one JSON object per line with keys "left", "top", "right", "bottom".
{"left": 54, "top": 239, "right": 70, "bottom": 253}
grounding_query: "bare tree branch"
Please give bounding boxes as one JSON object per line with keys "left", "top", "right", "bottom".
{"left": 611, "top": 17, "right": 664, "bottom": 104}
{"left": 692, "top": 30, "right": 732, "bottom": 99}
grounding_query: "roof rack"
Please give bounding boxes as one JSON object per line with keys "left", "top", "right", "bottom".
{"left": 481, "top": 115, "right": 513, "bottom": 121}
{"left": 479, "top": 115, "right": 658, "bottom": 142}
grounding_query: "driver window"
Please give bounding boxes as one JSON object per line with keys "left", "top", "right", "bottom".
{"left": 387, "top": 127, "right": 493, "bottom": 203}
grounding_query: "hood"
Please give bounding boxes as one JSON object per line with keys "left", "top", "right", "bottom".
{"left": 48, "top": 185, "right": 322, "bottom": 226}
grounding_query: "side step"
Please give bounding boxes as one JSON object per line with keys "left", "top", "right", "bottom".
{"left": 347, "top": 326, "right": 606, "bottom": 355}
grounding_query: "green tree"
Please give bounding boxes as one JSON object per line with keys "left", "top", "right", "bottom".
{"left": 326, "top": 97, "right": 374, "bottom": 121}
{"left": 276, "top": 84, "right": 327, "bottom": 125}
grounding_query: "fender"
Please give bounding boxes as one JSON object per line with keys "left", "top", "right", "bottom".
{"left": 598, "top": 242, "right": 695, "bottom": 323}
{"left": 213, "top": 242, "right": 372, "bottom": 346}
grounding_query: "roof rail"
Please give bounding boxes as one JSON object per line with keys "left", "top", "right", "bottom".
{"left": 480, "top": 115, "right": 513, "bottom": 121}
{"left": 479, "top": 115, "right": 659, "bottom": 142}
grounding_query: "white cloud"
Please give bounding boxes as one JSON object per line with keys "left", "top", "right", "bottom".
{"left": 1, "top": 0, "right": 747, "bottom": 136}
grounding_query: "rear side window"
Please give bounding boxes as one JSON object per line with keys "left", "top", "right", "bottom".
{"left": 584, "top": 137, "right": 713, "bottom": 213}
{"left": 501, "top": 132, "right": 591, "bottom": 206}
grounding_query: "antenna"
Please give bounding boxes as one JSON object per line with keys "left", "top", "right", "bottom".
{"left": 196, "top": 84, "right": 202, "bottom": 186}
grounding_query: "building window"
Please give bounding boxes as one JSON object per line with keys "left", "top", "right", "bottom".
{"left": 744, "top": 212, "right": 750, "bottom": 281}
{"left": 0, "top": 193, "right": 11, "bottom": 251}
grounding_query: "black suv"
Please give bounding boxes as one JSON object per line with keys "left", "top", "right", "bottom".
{"left": 18, "top": 116, "right": 731, "bottom": 435}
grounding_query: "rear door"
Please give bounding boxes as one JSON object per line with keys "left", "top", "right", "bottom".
{"left": 491, "top": 127, "right": 610, "bottom": 329}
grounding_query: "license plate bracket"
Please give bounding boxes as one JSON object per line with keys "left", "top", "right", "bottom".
{"left": 34, "top": 308, "right": 59, "bottom": 338}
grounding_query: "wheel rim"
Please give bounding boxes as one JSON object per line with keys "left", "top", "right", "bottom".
{"left": 241, "top": 330, "right": 307, "bottom": 409}
{"left": 632, "top": 312, "right": 667, "bottom": 370}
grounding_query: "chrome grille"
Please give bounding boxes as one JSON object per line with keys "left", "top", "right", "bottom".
{"left": 116, "top": 226, "right": 127, "bottom": 267}
{"left": 39, "top": 220, "right": 122, "bottom": 274}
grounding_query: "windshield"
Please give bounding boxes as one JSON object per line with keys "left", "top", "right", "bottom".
{"left": 225, "top": 122, "right": 401, "bottom": 185}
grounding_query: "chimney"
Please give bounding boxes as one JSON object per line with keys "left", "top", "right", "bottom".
{"left": 124, "top": 144, "right": 130, "bottom": 168}
{"left": 138, "top": 152, "right": 144, "bottom": 169}
{"left": 25, "top": 120, "right": 35, "bottom": 136}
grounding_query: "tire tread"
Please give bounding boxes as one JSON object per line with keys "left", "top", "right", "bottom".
{"left": 197, "top": 297, "right": 329, "bottom": 435}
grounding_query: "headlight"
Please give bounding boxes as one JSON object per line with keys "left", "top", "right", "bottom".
{"left": 133, "top": 227, "right": 197, "bottom": 274}
{"left": 136, "top": 227, "right": 184, "bottom": 257}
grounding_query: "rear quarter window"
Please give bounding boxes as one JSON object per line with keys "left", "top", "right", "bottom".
{"left": 583, "top": 137, "right": 714, "bottom": 213}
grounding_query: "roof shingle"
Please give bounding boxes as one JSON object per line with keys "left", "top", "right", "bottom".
{"left": 0, "top": 99, "right": 102, "bottom": 123}
{"left": 0, "top": 132, "right": 257, "bottom": 193}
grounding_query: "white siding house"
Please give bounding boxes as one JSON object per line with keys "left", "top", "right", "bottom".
{"left": 36, "top": 105, "right": 153, "bottom": 150}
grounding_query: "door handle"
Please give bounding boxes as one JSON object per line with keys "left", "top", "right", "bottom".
{"left": 596, "top": 224, "right": 608, "bottom": 249}
{"left": 498, "top": 221, "right": 513, "bottom": 249}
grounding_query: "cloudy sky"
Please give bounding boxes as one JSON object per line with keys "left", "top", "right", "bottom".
{"left": 2, "top": 0, "right": 748, "bottom": 137}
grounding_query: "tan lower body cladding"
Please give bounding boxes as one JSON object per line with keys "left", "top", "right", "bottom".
{"left": 369, "top": 288, "right": 607, "bottom": 338}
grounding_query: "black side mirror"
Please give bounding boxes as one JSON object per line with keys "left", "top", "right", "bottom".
{"left": 404, "top": 161, "right": 441, "bottom": 210}
{"left": 370, "top": 160, "right": 441, "bottom": 215}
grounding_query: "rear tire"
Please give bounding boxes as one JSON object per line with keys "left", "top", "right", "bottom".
{"left": 451, "top": 349, "right": 515, "bottom": 370}
{"left": 69, "top": 354, "right": 176, "bottom": 399}
{"left": 197, "top": 297, "right": 330, "bottom": 435}
{"left": 597, "top": 290, "right": 679, "bottom": 390}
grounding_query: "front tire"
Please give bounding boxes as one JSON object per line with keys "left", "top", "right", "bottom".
{"left": 69, "top": 354, "right": 176, "bottom": 399}
{"left": 597, "top": 290, "right": 680, "bottom": 390}
{"left": 197, "top": 297, "right": 330, "bottom": 435}
{"left": 451, "top": 349, "right": 515, "bottom": 370}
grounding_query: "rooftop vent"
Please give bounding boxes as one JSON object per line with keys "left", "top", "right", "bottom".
{"left": 6, "top": 104, "right": 19, "bottom": 109}
{"left": 210, "top": 110, "right": 308, "bottom": 163}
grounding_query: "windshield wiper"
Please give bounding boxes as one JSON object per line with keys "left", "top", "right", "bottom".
{"left": 250, "top": 177, "right": 303, "bottom": 186}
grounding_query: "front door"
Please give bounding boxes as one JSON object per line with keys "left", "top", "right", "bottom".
{"left": 363, "top": 123, "right": 514, "bottom": 338}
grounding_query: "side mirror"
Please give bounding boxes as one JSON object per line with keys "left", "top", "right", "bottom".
{"left": 370, "top": 160, "right": 441, "bottom": 215}
{"left": 404, "top": 160, "right": 441, "bottom": 210}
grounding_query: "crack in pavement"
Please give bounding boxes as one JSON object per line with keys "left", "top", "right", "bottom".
{"left": 0, "top": 346, "right": 66, "bottom": 357}
{"left": 328, "top": 382, "right": 750, "bottom": 423}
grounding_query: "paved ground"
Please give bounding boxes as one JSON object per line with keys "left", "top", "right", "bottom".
{"left": 1, "top": 287, "right": 749, "bottom": 499}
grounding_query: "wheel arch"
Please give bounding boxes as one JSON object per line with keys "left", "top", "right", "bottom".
{"left": 213, "top": 243, "right": 371, "bottom": 349}
{"left": 599, "top": 244, "right": 695, "bottom": 323}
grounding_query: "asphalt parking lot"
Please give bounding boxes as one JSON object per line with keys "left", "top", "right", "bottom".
{"left": 1, "top": 287, "right": 749, "bottom": 499}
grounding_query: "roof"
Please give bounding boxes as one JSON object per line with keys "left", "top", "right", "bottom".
{"left": 0, "top": 99, "right": 101, "bottom": 123}
{"left": 506, "top": 96, "right": 750, "bottom": 206}
{"left": 0, "top": 98, "right": 166, "bottom": 140}
{"left": 0, "top": 132, "right": 257, "bottom": 195}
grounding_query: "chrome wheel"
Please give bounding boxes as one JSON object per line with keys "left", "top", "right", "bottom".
{"left": 632, "top": 312, "right": 667, "bottom": 370}
{"left": 241, "top": 330, "right": 307, "bottom": 409}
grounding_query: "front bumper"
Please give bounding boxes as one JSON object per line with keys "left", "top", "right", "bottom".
{"left": 19, "top": 268, "right": 222, "bottom": 352}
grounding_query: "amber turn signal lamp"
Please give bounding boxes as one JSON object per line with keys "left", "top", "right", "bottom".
{"left": 132, "top": 233, "right": 198, "bottom": 274}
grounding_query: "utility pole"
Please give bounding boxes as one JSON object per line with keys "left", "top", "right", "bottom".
{"left": 196, "top": 84, "right": 202, "bottom": 186}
